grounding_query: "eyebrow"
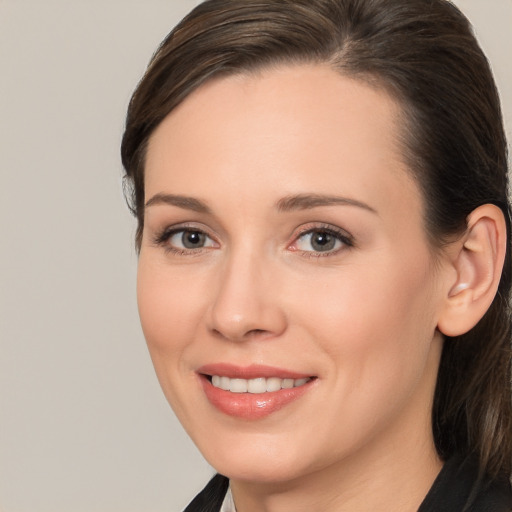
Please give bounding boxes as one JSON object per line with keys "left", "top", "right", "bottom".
{"left": 144, "top": 192, "right": 377, "bottom": 215}
{"left": 144, "top": 193, "right": 211, "bottom": 213}
{"left": 276, "top": 194, "right": 377, "bottom": 214}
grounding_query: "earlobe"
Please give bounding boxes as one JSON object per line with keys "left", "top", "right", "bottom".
{"left": 437, "top": 204, "right": 506, "bottom": 337}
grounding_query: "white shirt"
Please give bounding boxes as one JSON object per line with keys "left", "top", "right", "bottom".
{"left": 220, "top": 486, "right": 236, "bottom": 512}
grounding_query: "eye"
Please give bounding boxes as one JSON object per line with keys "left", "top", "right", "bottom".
{"left": 169, "top": 230, "right": 215, "bottom": 249}
{"left": 291, "top": 227, "right": 353, "bottom": 255}
{"left": 154, "top": 227, "right": 217, "bottom": 254}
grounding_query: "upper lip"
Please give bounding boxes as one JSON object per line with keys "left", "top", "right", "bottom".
{"left": 197, "top": 363, "right": 314, "bottom": 380}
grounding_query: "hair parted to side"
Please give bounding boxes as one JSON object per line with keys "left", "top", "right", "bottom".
{"left": 121, "top": 0, "right": 511, "bottom": 479}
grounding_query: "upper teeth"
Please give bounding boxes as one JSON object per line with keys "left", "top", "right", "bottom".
{"left": 211, "top": 376, "right": 311, "bottom": 393}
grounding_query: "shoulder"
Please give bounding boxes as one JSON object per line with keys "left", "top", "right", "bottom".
{"left": 183, "top": 474, "right": 229, "bottom": 512}
{"left": 418, "top": 454, "right": 512, "bottom": 512}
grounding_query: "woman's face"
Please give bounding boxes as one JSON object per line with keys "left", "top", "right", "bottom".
{"left": 138, "top": 64, "right": 449, "bottom": 483}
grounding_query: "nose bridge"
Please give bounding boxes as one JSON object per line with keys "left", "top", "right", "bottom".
{"left": 207, "top": 242, "right": 286, "bottom": 341}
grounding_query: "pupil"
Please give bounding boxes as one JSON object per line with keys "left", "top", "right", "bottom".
{"left": 312, "top": 232, "right": 335, "bottom": 251}
{"left": 182, "top": 231, "right": 204, "bottom": 248}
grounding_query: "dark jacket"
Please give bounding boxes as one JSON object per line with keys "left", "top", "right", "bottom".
{"left": 184, "top": 454, "right": 512, "bottom": 512}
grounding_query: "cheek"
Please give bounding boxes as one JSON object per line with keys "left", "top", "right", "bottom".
{"left": 136, "top": 259, "right": 204, "bottom": 364}
{"left": 282, "top": 257, "right": 441, "bottom": 457}
{"left": 291, "top": 250, "right": 440, "bottom": 385}
{"left": 136, "top": 258, "right": 212, "bottom": 424}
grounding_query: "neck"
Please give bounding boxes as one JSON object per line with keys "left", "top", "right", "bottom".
{"left": 231, "top": 436, "right": 442, "bottom": 512}
{"left": 229, "top": 372, "right": 444, "bottom": 512}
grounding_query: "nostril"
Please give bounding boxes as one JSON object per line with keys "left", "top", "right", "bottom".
{"left": 211, "top": 327, "right": 271, "bottom": 341}
{"left": 247, "top": 329, "right": 267, "bottom": 337}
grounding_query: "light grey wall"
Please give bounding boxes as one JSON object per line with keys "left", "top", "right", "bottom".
{"left": 0, "top": 1, "right": 510, "bottom": 511}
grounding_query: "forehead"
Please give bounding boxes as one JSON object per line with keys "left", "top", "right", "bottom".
{"left": 145, "top": 63, "right": 420, "bottom": 218}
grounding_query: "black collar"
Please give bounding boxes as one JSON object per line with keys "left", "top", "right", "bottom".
{"left": 185, "top": 454, "right": 512, "bottom": 512}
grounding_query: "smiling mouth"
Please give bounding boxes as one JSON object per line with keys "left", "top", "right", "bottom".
{"left": 199, "top": 368, "right": 317, "bottom": 419}
{"left": 206, "top": 375, "right": 314, "bottom": 393}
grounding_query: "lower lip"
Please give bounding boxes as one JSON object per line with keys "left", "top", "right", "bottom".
{"left": 200, "top": 375, "right": 314, "bottom": 420}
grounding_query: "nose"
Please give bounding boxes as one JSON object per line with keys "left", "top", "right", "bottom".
{"left": 206, "top": 251, "right": 287, "bottom": 342}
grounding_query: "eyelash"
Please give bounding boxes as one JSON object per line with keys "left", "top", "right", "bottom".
{"left": 152, "top": 224, "right": 217, "bottom": 256}
{"left": 152, "top": 223, "right": 354, "bottom": 257}
{"left": 291, "top": 224, "right": 354, "bottom": 258}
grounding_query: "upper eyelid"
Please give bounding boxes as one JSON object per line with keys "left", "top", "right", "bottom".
{"left": 292, "top": 223, "right": 354, "bottom": 242}
{"left": 153, "top": 223, "right": 218, "bottom": 246}
{"left": 157, "top": 222, "right": 215, "bottom": 237}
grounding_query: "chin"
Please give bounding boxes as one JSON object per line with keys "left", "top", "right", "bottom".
{"left": 199, "top": 434, "right": 315, "bottom": 483}
{"left": 216, "top": 458, "right": 307, "bottom": 484}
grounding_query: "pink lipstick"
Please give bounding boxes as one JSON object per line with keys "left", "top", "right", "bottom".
{"left": 197, "top": 364, "right": 316, "bottom": 420}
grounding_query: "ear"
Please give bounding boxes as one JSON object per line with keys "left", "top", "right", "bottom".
{"left": 437, "top": 204, "right": 507, "bottom": 337}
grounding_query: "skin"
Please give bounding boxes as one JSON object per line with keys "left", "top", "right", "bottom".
{"left": 138, "top": 64, "right": 454, "bottom": 511}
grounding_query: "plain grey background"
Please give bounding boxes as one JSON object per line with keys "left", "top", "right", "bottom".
{"left": 1, "top": 1, "right": 510, "bottom": 511}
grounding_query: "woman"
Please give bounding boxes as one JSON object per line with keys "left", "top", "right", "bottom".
{"left": 121, "top": 0, "right": 512, "bottom": 510}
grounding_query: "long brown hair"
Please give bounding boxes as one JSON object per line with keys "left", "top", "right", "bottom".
{"left": 121, "top": 0, "right": 511, "bottom": 479}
